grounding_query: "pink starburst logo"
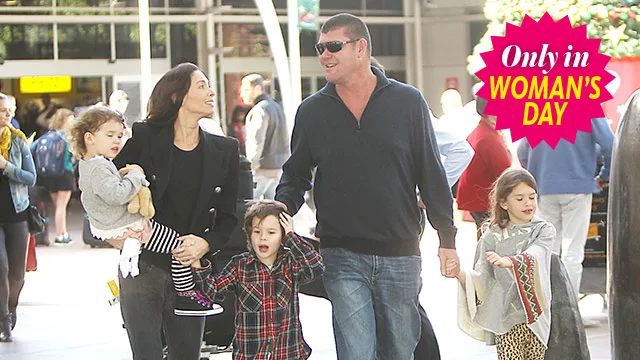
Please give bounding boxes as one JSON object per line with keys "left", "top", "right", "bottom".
{"left": 475, "top": 13, "right": 614, "bottom": 148}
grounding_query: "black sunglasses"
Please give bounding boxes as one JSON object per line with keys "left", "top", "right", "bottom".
{"left": 315, "top": 38, "right": 361, "bottom": 55}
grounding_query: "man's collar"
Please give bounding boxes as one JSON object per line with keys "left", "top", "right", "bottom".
{"left": 253, "top": 93, "right": 271, "bottom": 106}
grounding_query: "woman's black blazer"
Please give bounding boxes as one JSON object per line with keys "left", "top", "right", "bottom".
{"left": 113, "top": 121, "right": 240, "bottom": 252}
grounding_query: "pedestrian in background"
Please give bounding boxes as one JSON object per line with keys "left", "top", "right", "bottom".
{"left": 456, "top": 96, "right": 512, "bottom": 240}
{"left": 0, "top": 92, "right": 37, "bottom": 342}
{"left": 32, "top": 108, "right": 76, "bottom": 244}
{"left": 240, "top": 74, "right": 289, "bottom": 200}
{"left": 518, "top": 116, "right": 614, "bottom": 299}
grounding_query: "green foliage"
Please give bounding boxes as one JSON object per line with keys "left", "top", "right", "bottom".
{"left": 468, "top": 0, "right": 640, "bottom": 75}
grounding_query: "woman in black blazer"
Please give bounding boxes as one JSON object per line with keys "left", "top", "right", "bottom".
{"left": 113, "top": 63, "right": 239, "bottom": 360}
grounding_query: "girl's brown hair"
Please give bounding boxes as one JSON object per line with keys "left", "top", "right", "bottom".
{"left": 488, "top": 168, "right": 538, "bottom": 229}
{"left": 50, "top": 108, "right": 74, "bottom": 131}
{"left": 68, "top": 106, "right": 125, "bottom": 159}
{"left": 243, "top": 199, "right": 287, "bottom": 250}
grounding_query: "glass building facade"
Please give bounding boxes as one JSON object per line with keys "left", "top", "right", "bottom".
{"left": 0, "top": 0, "right": 484, "bottom": 131}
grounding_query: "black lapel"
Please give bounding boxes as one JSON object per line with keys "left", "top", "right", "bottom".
{"left": 149, "top": 124, "right": 174, "bottom": 202}
{"left": 189, "top": 129, "right": 225, "bottom": 230}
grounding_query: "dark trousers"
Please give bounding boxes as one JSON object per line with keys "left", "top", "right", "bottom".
{"left": 0, "top": 221, "right": 29, "bottom": 316}
{"left": 119, "top": 260, "right": 205, "bottom": 360}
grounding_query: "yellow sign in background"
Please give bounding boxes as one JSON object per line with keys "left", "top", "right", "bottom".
{"left": 19, "top": 76, "right": 72, "bottom": 94}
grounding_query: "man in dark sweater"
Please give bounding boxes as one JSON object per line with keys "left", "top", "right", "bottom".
{"left": 275, "top": 13, "right": 459, "bottom": 360}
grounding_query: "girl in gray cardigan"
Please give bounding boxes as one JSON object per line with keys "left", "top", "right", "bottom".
{"left": 70, "top": 106, "right": 221, "bottom": 316}
{"left": 451, "top": 168, "right": 553, "bottom": 359}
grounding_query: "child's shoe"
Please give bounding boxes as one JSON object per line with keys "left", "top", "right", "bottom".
{"left": 62, "top": 233, "right": 72, "bottom": 244}
{"left": 175, "top": 290, "right": 224, "bottom": 316}
{"left": 54, "top": 233, "right": 72, "bottom": 245}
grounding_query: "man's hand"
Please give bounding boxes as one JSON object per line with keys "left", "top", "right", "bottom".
{"left": 279, "top": 212, "right": 294, "bottom": 234}
{"left": 438, "top": 247, "right": 460, "bottom": 278}
{"left": 595, "top": 176, "right": 609, "bottom": 191}
{"left": 173, "top": 235, "right": 210, "bottom": 266}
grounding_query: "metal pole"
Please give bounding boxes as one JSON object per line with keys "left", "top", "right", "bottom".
{"left": 139, "top": 0, "right": 152, "bottom": 118}
{"left": 287, "top": 0, "right": 301, "bottom": 131}
{"left": 53, "top": 0, "right": 58, "bottom": 60}
{"left": 414, "top": 0, "right": 424, "bottom": 93}
{"left": 205, "top": 0, "right": 217, "bottom": 107}
{"left": 254, "top": 0, "right": 292, "bottom": 125}
{"left": 110, "top": 0, "right": 116, "bottom": 62}
{"left": 216, "top": 18, "right": 226, "bottom": 131}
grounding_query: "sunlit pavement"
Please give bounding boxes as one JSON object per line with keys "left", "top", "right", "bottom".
{"left": 0, "top": 199, "right": 611, "bottom": 359}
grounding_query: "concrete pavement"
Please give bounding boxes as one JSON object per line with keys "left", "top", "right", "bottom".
{"left": 0, "top": 199, "right": 611, "bottom": 359}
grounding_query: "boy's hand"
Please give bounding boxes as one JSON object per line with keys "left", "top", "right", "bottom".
{"left": 279, "top": 212, "right": 294, "bottom": 234}
{"left": 485, "top": 251, "right": 513, "bottom": 269}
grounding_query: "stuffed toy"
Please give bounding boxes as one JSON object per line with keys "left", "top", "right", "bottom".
{"left": 119, "top": 164, "right": 155, "bottom": 218}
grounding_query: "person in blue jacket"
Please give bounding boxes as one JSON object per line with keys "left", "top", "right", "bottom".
{"left": 517, "top": 117, "right": 614, "bottom": 299}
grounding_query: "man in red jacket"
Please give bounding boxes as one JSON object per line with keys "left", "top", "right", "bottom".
{"left": 456, "top": 97, "right": 512, "bottom": 239}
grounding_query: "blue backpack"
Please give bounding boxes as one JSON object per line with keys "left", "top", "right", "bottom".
{"left": 32, "top": 130, "right": 67, "bottom": 177}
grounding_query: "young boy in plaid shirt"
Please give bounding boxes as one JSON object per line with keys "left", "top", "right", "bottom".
{"left": 191, "top": 199, "right": 325, "bottom": 359}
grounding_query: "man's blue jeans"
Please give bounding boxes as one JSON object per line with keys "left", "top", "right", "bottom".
{"left": 321, "top": 247, "right": 422, "bottom": 360}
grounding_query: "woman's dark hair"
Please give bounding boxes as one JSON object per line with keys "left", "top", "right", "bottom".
{"left": 488, "top": 168, "right": 538, "bottom": 229}
{"left": 146, "top": 62, "right": 202, "bottom": 126}
{"left": 243, "top": 199, "right": 287, "bottom": 250}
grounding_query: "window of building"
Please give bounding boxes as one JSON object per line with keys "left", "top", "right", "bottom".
{"left": 221, "top": 0, "right": 253, "bottom": 8}
{"left": 166, "top": 0, "right": 195, "bottom": 8}
{"left": 170, "top": 23, "right": 197, "bottom": 66}
{"left": 57, "top": 0, "right": 103, "bottom": 6}
{"left": 0, "top": 24, "right": 53, "bottom": 60}
{"left": 220, "top": 0, "right": 402, "bottom": 15}
{"left": 299, "top": 0, "right": 402, "bottom": 15}
{"left": 223, "top": 24, "right": 271, "bottom": 58}
{"left": 0, "top": 0, "right": 52, "bottom": 6}
{"left": 369, "top": 24, "right": 404, "bottom": 56}
{"left": 115, "top": 24, "right": 168, "bottom": 59}
{"left": 469, "top": 20, "right": 489, "bottom": 55}
{"left": 58, "top": 24, "right": 110, "bottom": 59}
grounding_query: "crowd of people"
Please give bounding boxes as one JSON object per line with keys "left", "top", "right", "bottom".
{"left": 0, "top": 12, "right": 615, "bottom": 360}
